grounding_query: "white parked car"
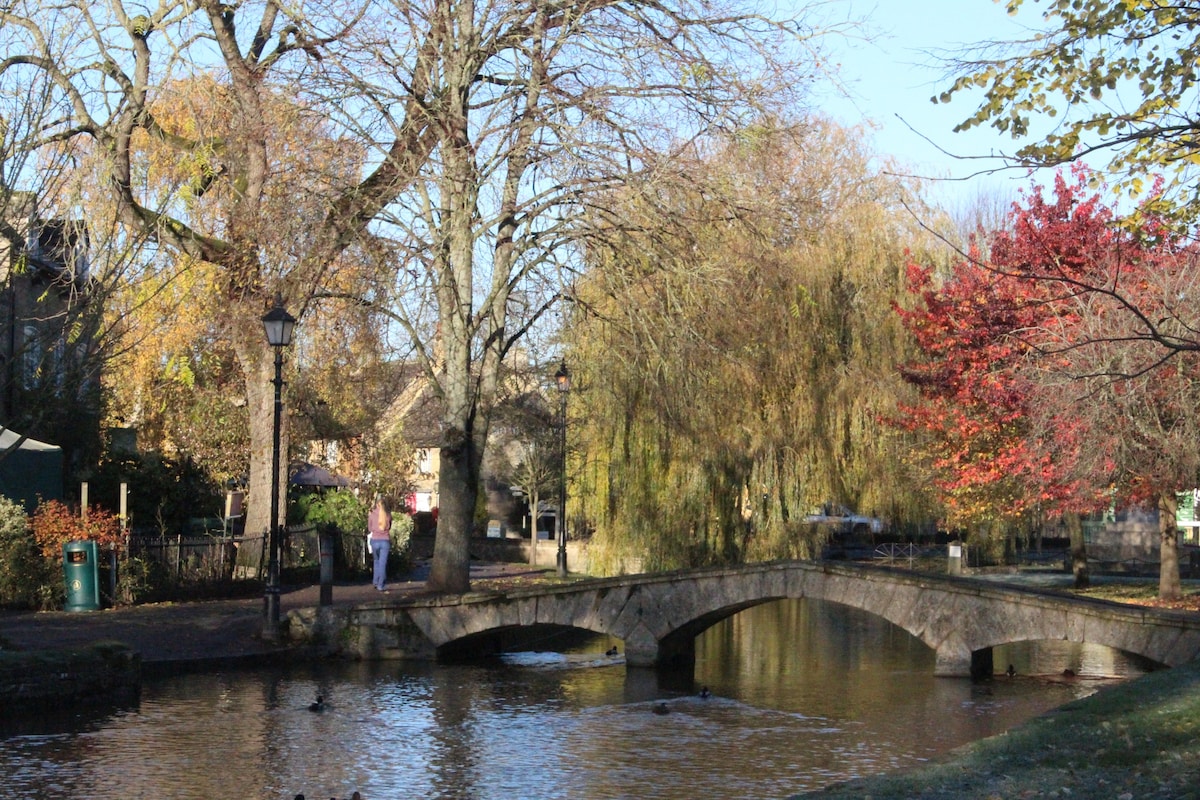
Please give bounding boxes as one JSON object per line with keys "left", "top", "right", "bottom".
{"left": 804, "top": 503, "right": 885, "bottom": 537}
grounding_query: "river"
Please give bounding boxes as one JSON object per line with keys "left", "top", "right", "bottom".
{"left": 1, "top": 597, "right": 1152, "bottom": 800}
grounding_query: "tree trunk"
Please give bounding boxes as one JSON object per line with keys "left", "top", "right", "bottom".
{"left": 1064, "top": 511, "right": 1089, "bottom": 589}
{"left": 1159, "top": 489, "right": 1182, "bottom": 601}
{"left": 427, "top": 436, "right": 482, "bottom": 594}
{"left": 234, "top": 333, "right": 290, "bottom": 579}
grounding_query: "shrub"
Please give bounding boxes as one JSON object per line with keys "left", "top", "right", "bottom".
{"left": 291, "top": 490, "right": 367, "bottom": 575}
{"left": 290, "top": 489, "right": 367, "bottom": 534}
{"left": 115, "top": 554, "right": 172, "bottom": 605}
{"left": 388, "top": 511, "right": 414, "bottom": 574}
{"left": 89, "top": 452, "right": 223, "bottom": 536}
{"left": 0, "top": 495, "right": 56, "bottom": 609}
{"left": 29, "top": 499, "right": 123, "bottom": 558}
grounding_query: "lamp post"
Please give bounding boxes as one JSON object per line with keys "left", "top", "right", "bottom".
{"left": 555, "top": 361, "right": 570, "bottom": 578}
{"left": 262, "top": 299, "right": 296, "bottom": 638}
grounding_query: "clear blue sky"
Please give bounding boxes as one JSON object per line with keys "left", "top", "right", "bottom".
{"left": 818, "top": 0, "right": 1053, "bottom": 209}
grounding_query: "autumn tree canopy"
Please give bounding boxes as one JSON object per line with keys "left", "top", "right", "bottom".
{"left": 896, "top": 172, "right": 1118, "bottom": 536}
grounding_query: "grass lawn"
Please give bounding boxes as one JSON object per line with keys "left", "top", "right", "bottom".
{"left": 1071, "top": 580, "right": 1200, "bottom": 613}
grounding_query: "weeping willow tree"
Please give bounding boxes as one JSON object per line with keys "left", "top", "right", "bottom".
{"left": 568, "top": 119, "right": 940, "bottom": 573}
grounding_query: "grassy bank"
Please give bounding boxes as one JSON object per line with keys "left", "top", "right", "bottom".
{"left": 796, "top": 656, "right": 1200, "bottom": 799}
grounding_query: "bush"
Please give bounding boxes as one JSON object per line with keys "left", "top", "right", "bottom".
{"left": 290, "top": 489, "right": 367, "bottom": 533}
{"left": 388, "top": 511, "right": 414, "bottom": 574}
{"left": 0, "top": 495, "right": 58, "bottom": 609}
{"left": 89, "top": 452, "right": 222, "bottom": 536}
{"left": 115, "top": 554, "right": 172, "bottom": 605}
{"left": 29, "top": 499, "right": 122, "bottom": 557}
{"left": 291, "top": 490, "right": 368, "bottom": 576}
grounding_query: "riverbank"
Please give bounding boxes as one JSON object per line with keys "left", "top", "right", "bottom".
{"left": 797, "top": 656, "right": 1200, "bottom": 799}
{"left": 0, "top": 560, "right": 554, "bottom": 711}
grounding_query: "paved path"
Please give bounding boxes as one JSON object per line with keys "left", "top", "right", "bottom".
{"left": 0, "top": 562, "right": 547, "bottom": 672}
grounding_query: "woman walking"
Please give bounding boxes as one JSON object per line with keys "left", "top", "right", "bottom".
{"left": 368, "top": 495, "right": 393, "bottom": 591}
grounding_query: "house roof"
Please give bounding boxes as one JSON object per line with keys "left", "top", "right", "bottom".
{"left": 374, "top": 360, "right": 555, "bottom": 450}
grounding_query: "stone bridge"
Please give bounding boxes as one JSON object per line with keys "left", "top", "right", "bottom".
{"left": 287, "top": 561, "right": 1200, "bottom": 677}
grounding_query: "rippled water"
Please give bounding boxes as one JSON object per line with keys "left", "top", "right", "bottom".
{"left": 1, "top": 598, "right": 1151, "bottom": 800}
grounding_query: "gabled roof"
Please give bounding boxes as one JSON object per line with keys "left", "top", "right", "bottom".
{"left": 374, "top": 359, "right": 556, "bottom": 450}
{"left": 376, "top": 362, "right": 444, "bottom": 448}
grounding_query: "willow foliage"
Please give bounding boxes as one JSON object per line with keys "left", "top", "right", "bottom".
{"left": 570, "top": 120, "right": 937, "bottom": 573}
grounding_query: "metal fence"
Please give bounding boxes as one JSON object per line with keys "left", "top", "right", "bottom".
{"left": 128, "top": 524, "right": 370, "bottom": 577}
{"left": 127, "top": 532, "right": 250, "bottom": 582}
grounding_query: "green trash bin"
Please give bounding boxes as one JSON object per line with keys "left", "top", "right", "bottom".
{"left": 63, "top": 540, "right": 100, "bottom": 612}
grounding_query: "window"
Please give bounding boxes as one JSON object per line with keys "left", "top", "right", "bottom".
{"left": 21, "top": 325, "right": 41, "bottom": 389}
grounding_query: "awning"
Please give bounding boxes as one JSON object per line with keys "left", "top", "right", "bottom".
{"left": 289, "top": 462, "right": 351, "bottom": 487}
{"left": 0, "top": 428, "right": 64, "bottom": 512}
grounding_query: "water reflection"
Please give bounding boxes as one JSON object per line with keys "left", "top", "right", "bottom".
{"left": 1, "top": 598, "right": 1148, "bottom": 800}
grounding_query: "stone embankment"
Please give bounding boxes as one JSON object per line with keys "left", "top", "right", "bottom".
{"left": 0, "top": 641, "right": 140, "bottom": 714}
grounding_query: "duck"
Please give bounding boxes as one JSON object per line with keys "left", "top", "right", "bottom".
{"left": 308, "top": 695, "right": 325, "bottom": 712}
{"left": 606, "top": 646, "right": 619, "bottom": 656}
{"left": 698, "top": 686, "right": 711, "bottom": 699}
{"left": 1005, "top": 664, "right": 1016, "bottom": 678}
{"left": 652, "top": 702, "right": 670, "bottom": 715}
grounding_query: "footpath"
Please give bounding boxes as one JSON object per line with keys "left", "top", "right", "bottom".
{"left": 0, "top": 561, "right": 544, "bottom": 673}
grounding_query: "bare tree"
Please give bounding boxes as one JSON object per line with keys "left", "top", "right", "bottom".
{"left": 353, "top": 0, "right": 855, "bottom": 592}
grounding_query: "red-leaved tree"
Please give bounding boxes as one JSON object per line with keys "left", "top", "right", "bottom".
{"left": 899, "top": 167, "right": 1200, "bottom": 598}
{"left": 896, "top": 170, "right": 1121, "bottom": 584}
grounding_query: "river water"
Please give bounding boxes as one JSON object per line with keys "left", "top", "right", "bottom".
{"left": 1, "top": 598, "right": 1151, "bottom": 800}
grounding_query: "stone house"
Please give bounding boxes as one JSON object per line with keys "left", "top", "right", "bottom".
{"left": 302, "top": 354, "right": 561, "bottom": 538}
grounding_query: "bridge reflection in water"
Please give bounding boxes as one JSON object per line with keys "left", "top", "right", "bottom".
{"left": 1, "top": 597, "right": 1147, "bottom": 800}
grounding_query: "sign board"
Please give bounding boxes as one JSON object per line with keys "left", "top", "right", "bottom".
{"left": 486, "top": 520, "right": 502, "bottom": 539}
{"left": 225, "top": 491, "right": 245, "bottom": 520}
{"left": 1178, "top": 490, "right": 1198, "bottom": 525}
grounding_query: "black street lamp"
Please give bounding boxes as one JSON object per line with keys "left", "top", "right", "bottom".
{"left": 555, "top": 361, "right": 570, "bottom": 578}
{"left": 262, "top": 299, "right": 296, "bottom": 638}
